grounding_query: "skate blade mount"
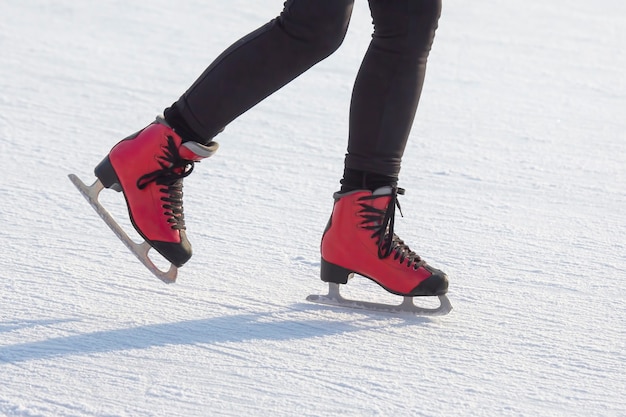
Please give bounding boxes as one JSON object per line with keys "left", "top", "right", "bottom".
{"left": 68, "top": 174, "right": 178, "bottom": 283}
{"left": 307, "top": 283, "right": 452, "bottom": 316}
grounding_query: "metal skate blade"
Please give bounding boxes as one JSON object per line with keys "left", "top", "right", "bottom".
{"left": 307, "top": 283, "right": 452, "bottom": 316}
{"left": 69, "top": 173, "right": 178, "bottom": 283}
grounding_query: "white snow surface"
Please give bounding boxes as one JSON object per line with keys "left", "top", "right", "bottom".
{"left": 1, "top": 0, "right": 625, "bottom": 416}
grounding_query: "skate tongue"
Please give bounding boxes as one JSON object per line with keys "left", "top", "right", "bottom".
{"left": 373, "top": 186, "right": 405, "bottom": 197}
{"left": 372, "top": 186, "right": 393, "bottom": 196}
{"left": 179, "top": 141, "right": 219, "bottom": 161}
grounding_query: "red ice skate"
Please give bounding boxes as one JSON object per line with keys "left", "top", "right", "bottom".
{"left": 308, "top": 186, "right": 452, "bottom": 315}
{"left": 68, "top": 117, "right": 218, "bottom": 282}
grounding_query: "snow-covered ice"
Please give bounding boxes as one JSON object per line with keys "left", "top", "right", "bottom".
{"left": 1, "top": 0, "right": 624, "bottom": 416}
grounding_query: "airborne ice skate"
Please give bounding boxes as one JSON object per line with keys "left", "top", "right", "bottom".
{"left": 307, "top": 186, "right": 452, "bottom": 315}
{"left": 69, "top": 117, "right": 218, "bottom": 283}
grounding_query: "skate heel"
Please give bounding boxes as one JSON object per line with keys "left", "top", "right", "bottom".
{"left": 320, "top": 259, "right": 354, "bottom": 284}
{"left": 94, "top": 156, "right": 122, "bottom": 192}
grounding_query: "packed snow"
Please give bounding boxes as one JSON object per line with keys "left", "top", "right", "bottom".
{"left": 1, "top": 0, "right": 624, "bottom": 416}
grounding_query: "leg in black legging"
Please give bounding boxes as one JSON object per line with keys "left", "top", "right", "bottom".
{"left": 342, "top": 0, "right": 442, "bottom": 190}
{"left": 165, "top": 0, "right": 355, "bottom": 143}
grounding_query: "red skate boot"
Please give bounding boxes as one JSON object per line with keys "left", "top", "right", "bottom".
{"left": 309, "top": 186, "right": 452, "bottom": 315}
{"left": 69, "top": 117, "right": 217, "bottom": 282}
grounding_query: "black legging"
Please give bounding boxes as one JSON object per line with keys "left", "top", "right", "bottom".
{"left": 164, "top": 0, "right": 441, "bottom": 178}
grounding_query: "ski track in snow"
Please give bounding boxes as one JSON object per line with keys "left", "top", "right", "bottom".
{"left": 1, "top": 0, "right": 625, "bottom": 416}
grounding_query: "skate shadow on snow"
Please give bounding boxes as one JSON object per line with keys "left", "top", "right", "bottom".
{"left": 0, "top": 313, "right": 374, "bottom": 364}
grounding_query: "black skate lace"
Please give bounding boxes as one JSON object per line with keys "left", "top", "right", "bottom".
{"left": 136, "top": 135, "right": 196, "bottom": 231}
{"left": 357, "top": 187, "right": 425, "bottom": 270}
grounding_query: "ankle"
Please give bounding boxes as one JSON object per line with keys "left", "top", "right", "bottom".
{"left": 340, "top": 168, "right": 398, "bottom": 193}
{"left": 163, "top": 105, "right": 208, "bottom": 144}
